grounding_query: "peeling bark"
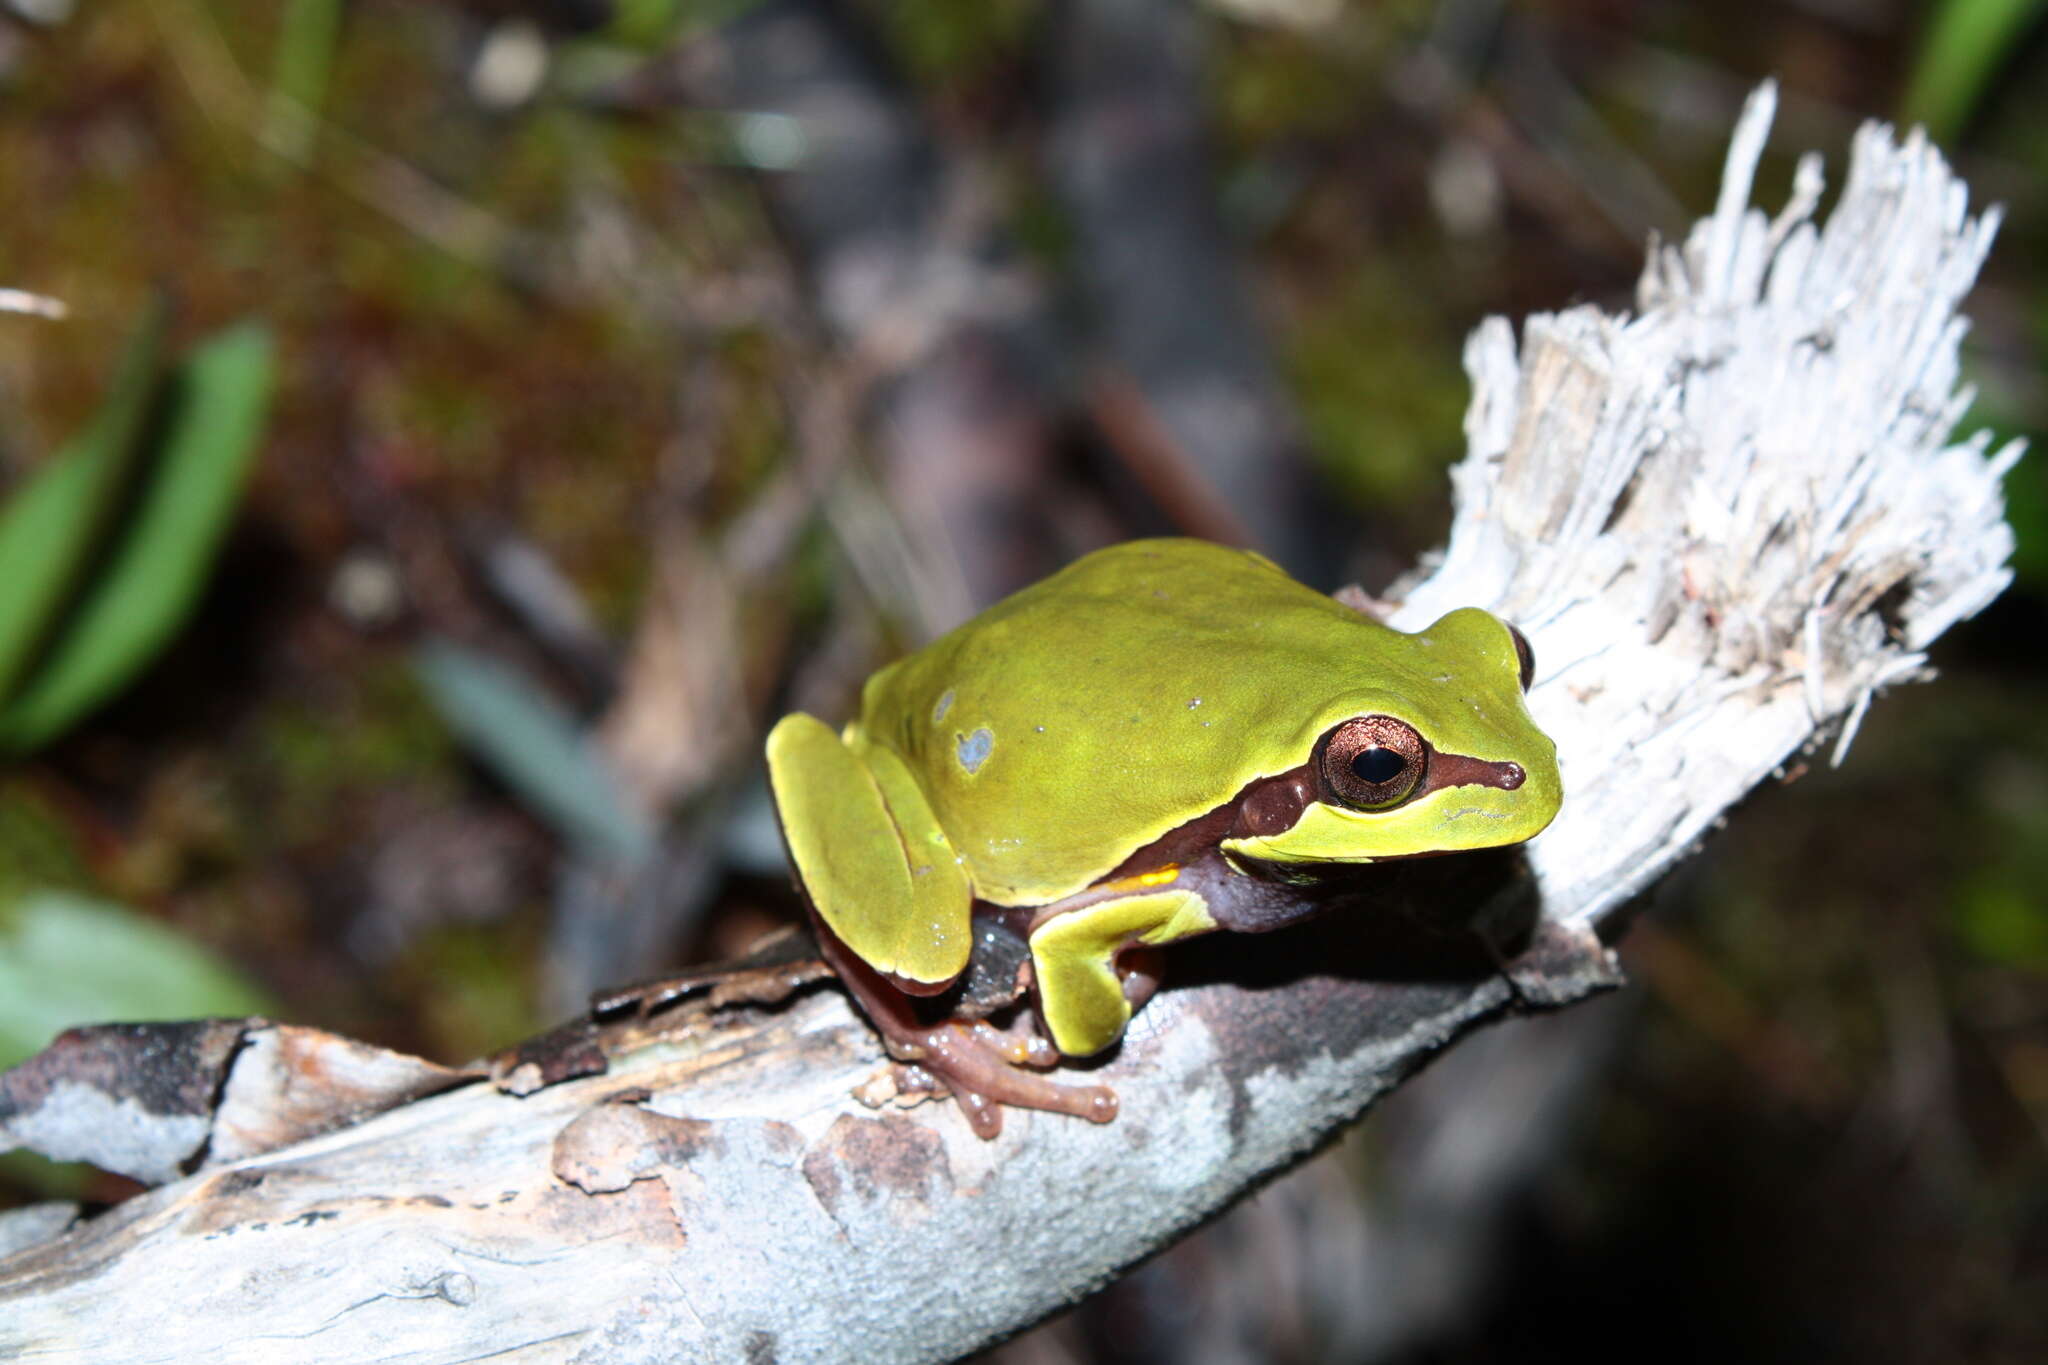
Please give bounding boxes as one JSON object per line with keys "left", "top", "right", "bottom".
{"left": 0, "top": 1021, "right": 474, "bottom": 1187}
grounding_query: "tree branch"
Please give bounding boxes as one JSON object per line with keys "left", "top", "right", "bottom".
{"left": 0, "top": 84, "right": 2017, "bottom": 1363}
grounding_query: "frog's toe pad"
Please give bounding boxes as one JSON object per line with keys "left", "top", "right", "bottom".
{"left": 913, "top": 1021, "right": 1118, "bottom": 1139}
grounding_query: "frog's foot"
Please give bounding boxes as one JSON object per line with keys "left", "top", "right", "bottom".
{"left": 818, "top": 924, "right": 1116, "bottom": 1139}
{"left": 895, "top": 1018, "right": 1118, "bottom": 1140}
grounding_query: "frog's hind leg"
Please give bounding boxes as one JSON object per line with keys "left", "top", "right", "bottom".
{"left": 765, "top": 714, "right": 973, "bottom": 989}
{"left": 809, "top": 918, "right": 1118, "bottom": 1140}
{"left": 767, "top": 714, "right": 1116, "bottom": 1137}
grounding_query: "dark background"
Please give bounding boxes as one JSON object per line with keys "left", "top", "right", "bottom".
{"left": 0, "top": 1, "right": 2043, "bottom": 1360}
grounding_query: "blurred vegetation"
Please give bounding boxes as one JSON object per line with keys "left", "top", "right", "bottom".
{"left": 0, "top": 298, "right": 274, "bottom": 752}
{"left": 1903, "top": 0, "right": 2048, "bottom": 139}
{"left": 0, "top": 0, "right": 2042, "bottom": 1359}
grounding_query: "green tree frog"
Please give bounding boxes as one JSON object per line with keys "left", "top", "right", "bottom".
{"left": 767, "top": 538, "right": 1561, "bottom": 1138}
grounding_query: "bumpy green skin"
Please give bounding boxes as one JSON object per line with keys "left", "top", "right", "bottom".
{"left": 849, "top": 538, "right": 1559, "bottom": 904}
{"left": 767, "top": 536, "right": 1563, "bottom": 1062}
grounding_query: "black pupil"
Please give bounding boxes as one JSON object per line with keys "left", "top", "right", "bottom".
{"left": 1351, "top": 746, "right": 1408, "bottom": 785}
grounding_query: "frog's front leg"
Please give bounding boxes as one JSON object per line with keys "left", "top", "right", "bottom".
{"left": 861, "top": 876, "right": 1213, "bottom": 1137}
{"left": 1027, "top": 874, "right": 1217, "bottom": 1057}
{"left": 766, "top": 714, "right": 975, "bottom": 987}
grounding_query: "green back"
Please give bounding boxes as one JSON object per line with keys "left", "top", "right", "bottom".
{"left": 849, "top": 539, "right": 1549, "bottom": 906}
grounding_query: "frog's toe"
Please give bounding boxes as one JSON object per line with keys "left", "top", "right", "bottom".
{"left": 812, "top": 901, "right": 1118, "bottom": 1138}
{"left": 912, "top": 1020, "right": 1119, "bottom": 1137}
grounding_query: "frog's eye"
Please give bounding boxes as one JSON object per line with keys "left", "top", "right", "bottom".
{"left": 1323, "top": 715, "right": 1427, "bottom": 810}
{"left": 1506, "top": 623, "right": 1536, "bottom": 692}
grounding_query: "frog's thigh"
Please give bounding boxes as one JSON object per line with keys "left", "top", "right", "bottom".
{"left": 1030, "top": 889, "right": 1216, "bottom": 1057}
{"left": 765, "top": 715, "right": 972, "bottom": 988}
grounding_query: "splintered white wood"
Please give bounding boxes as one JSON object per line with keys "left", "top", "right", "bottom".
{"left": 1393, "top": 82, "right": 2018, "bottom": 933}
{"left": 0, "top": 83, "right": 2018, "bottom": 1364}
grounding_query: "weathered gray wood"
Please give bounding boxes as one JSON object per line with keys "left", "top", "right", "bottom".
{"left": 0, "top": 84, "right": 2018, "bottom": 1364}
{"left": 1397, "top": 85, "right": 2016, "bottom": 936}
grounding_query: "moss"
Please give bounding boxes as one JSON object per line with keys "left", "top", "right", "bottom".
{"left": 1285, "top": 262, "right": 1469, "bottom": 512}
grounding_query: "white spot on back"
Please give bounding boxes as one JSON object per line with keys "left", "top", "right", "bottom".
{"left": 957, "top": 727, "right": 994, "bottom": 774}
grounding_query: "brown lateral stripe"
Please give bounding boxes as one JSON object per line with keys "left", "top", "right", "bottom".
{"left": 1094, "top": 722, "right": 1526, "bottom": 889}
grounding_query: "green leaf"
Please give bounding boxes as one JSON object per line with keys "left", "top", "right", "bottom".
{"left": 0, "top": 323, "right": 275, "bottom": 752}
{"left": 1901, "top": 0, "right": 2048, "bottom": 140}
{"left": 0, "top": 890, "right": 273, "bottom": 1071}
{"left": 0, "top": 296, "right": 170, "bottom": 706}
{"left": 413, "top": 637, "right": 654, "bottom": 863}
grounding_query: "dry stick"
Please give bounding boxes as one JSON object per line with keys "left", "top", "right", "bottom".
{"left": 0, "top": 84, "right": 2018, "bottom": 1363}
